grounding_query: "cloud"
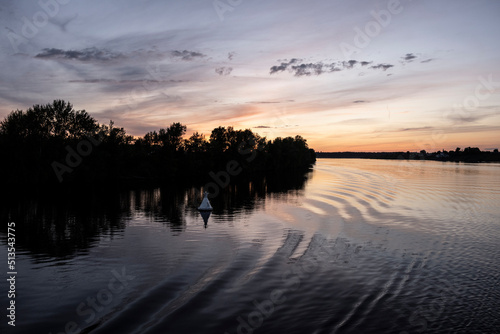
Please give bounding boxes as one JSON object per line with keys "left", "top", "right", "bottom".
{"left": 446, "top": 108, "right": 499, "bottom": 123}
{"left": 69, "top": 79, "right": 116, "bottom": 83}
{"left": 269, "top": 64, "right": 288, "bottom": 74}
{"left": 270, "top": 58, "right": 394, "bottom": 76}
{"left": 246, "top": 101, "right": 285, "bottom": 104}
{"left": 343, "top": 60, "right": 357, "bottom": 68}
{"left": 270, "top": 59, "right": 340, "bottom": 76}
{"left": 49, "top": 14, "right": 78, "bottom": 32}
{"left": 353, "top": 100, "right": 366, "bottom": 103}
{"left": 68, "top": 78, "right": 182, "bottom": 85}
{"left": 170, "top": 50, "right": 206, "bottom": 60}
{"left": 399, "top": 126, "right": 433, "bottom": 132}
{"left": 370, "top": 63, "right": 394, "bottom": 71}
{"left": 35, "top": 47, "right": 123, "bottom": 62}
{"left": 402, "top": 53, "right": 417, "bottom": 63}
{"left": 421, "top": 58, "right": 433, "bottom": 63}
{"left": 252, "top": 124, "right": 298, "bottom": 129}
{"left": 215, "top": 67, "right": 233, "bottom": 76}
{"left": 368, "top": 126, "right": 436, "bottom": 136}
{"left": 269, "top": 58, "right": 301, "bottom": 74}
{"left": 292, "top": 62, "right": 326, "bottom": 76}
{"left": 228, "top": 52, "right": 235, "bottom": 61}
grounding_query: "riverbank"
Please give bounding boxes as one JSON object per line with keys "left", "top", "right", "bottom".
{"left": 317, "top": 148, "right": 500, "bottom": 163}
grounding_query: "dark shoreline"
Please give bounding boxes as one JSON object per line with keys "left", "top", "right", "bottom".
{"left": 317, "top": 150, "right": 500, "bottom": 163}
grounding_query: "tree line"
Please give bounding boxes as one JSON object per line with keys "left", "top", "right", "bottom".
{"left": 317, "top": 147, "right": 500, "bottom": 163}
{"left": 0, "top": 100, "right": 316, "bottom": 187}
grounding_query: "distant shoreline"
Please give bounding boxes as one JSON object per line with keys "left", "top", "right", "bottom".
{"left": 316, "top": 150, "right": 500, "bottom": 163}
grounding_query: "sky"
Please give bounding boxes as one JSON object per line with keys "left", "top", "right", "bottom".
{"left": 1, "top": 0, "right": 499, "bottom": 152}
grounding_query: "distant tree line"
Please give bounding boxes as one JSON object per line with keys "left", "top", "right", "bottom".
{"left": 0, "top": 100, "right": 316, "bottom": 187}
{"left": 317, "top": 147, "right": 500, "bottom": 163}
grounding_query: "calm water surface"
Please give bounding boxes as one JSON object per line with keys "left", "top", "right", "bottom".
{"left": 1, "top": 159, "right": 500, "bottom": 334}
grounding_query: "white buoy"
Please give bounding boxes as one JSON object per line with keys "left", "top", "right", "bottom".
{"left": 198, "top": 191, "right": 213, "bottom": 211}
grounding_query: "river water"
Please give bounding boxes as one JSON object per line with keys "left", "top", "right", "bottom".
{"left": 1, "top": 159, "right": 499, "bottom": 334}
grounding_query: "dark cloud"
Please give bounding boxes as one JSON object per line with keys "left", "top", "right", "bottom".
{"left": 215, "top": 67, "right": 233, "bottom": 76}
{"left": 35, "top": 47, "right": 123, "bottom": 61}
{"left": 353, "top": 100, "right": 366, "bottom": 103}
{"left": 399, "top": 126, "right": 433, "bottom": 132}
{"left": 343, "top": 60, "right": 358, "bottom": 68}
{"left": 270, "top": 58, "right": 392, "bottom": 76}
{"left": 269, "top": 63, "right": 287, "bottom": 74}
{"left": 370, "top": 63, "right": 394, "bottom": 71}
{"left": 402, "top": 53, "right": 417, "bottom": 62}
{"left": 269, "top": 63, "right": 288, "bottom": 74}
{"left": 421, "top": 58, "right": 433, "bottom": 63}
{"left": 254, "top": 125, "right": 271, "bottom": 128}
{"left": 270, "top": 59, "right": 340, "bottom": 76}
{"left": 171, "top": 50, "right": 206, "bottom": 60}
{"left": 228, "top": 52, "right": 235, "bottom": 61}
{"left": 292, "top": 62, "right": 325, "bottom": 76}
{"left": 269, "top": 58, "right": 301, "bottom": 74}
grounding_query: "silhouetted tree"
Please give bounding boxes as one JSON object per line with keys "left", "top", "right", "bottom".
{"left": 100, "top": 121, "right": 132, "bottom": 146}
{"left": 184, "top": 132, "right": 207, "bottom": 153}
{"left": 464, "top": 147, "right": 481, "bottom": 154}
{"left": 1, "top": 100, "right": 316, "bottom": 187}
{"left": 158, "top": 122, "right": 186, "bottom": 151}
{"left": 0, "top": 100, "right": 99, "bottom": 142}
{"left": 267, "top": 135, "right": 315, "bottom": 171}
{"left": 0, "top": 100, "right": 103, "bottom": 185}
{"left": 209, "top": 126, "right": 231, "bottom": 153}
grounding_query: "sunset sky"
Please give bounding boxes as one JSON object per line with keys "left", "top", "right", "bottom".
{"left": 1, "top": 0, "right": 499, "bottom": 151}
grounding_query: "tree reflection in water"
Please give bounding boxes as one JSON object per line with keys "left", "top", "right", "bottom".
{"left": 0, "top": 169, "right": 312, "bottom": 260}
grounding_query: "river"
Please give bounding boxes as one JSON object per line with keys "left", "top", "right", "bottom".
{"left": 1, "top": 159, "right": 499, "bottom": 333}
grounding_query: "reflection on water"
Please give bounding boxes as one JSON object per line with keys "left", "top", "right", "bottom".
{"left": 0, "top": 159, "right": 499, "bottom": 333}
{"left": 0, "top": 172, "right": 310, "bottom": 259}
{"left": 199, "top": 210, "right": 211, "bottom": 227}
